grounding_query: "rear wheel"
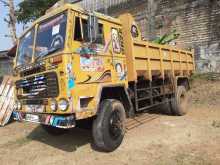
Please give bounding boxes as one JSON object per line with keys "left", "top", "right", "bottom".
{"left": 92, "top": 99, "right": 126, "bottom": 152}
{"left": 41, "top": 125, "right": 68, "bottom": 136}
{"left": 170, "top": 85, "right": 189, "bottom": 116}
{"left": 159, "top": 98, "right": 172, "bottom": 115}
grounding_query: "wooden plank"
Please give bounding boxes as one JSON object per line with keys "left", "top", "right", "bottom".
{"left": 126, "top": 113, "right": 159, "bottom": 130}
{"left": 0, "top": 76, "right": 10, "bottom": 95}
{"left": 0, "top": 86, "right": 13, "bottom": 125}
{"left": 2, "top": 86, "right": 15, "bottom": 126}
{"left": 0, "top": 77, "right": 15, "bottom": 126}
{"left": 0, "top": 78, "right": 12, "bottom": 110}
{"left": 1, "top": 87, "right": 15, "bottom": 126}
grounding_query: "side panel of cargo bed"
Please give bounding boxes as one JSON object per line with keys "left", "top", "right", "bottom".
{"left": 119, "top": 14, "right": 195, "bottom": 82}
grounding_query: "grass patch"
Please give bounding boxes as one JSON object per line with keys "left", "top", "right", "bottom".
{"left": 212, "top": 120, "right": 220, "bottom": 128}
{"left": 190, "top": 72, "right": 220, "bottom": 82}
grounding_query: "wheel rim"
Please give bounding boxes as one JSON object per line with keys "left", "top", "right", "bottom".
{"left": 109, "top": 110, "right": 123, "bottom": 140}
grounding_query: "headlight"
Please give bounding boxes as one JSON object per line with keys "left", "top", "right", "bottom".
{"left": 50, "top": 99, "right": 57, "bottom": 112}
{"left": 58, "top": 99, "right": 69, "bottom": 111}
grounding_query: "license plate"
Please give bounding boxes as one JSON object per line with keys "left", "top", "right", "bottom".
{"left": 26, "top": 105, "right": 45, "bottom": 113}
{"left": 25, "top": 114, "right": 39, "bottom": 122}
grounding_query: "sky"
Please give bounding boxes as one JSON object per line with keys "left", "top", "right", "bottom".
{"left": 0, "top": 0, "right": 23, "bottom": 51}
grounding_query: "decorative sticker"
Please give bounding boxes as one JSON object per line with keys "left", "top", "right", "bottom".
{"left": 111, "top": 28, "right": 121, "bottom": 53}
{"left": 68, "top": 78, "right": 75, "bottom": 90}
{"left": 39, "top": 14, "right": 64, "bottom": 32}
{"left": 104, "top": 37, "right": 112, "bottom": 53}
{"left": 76, "top": 43, "right": 97, "bottom": 57}
{"left": 52, "top": 24, "right": 60, "bottom": 36}
{"left": 67, "top": 63, "right": 75, "bottom": 97}
{"left": 115, "top": 63, "right": 127, "bottom": 81}
{"left": 78, "top": 70, "right": 112, "bottom": 84}
{"left": 80, "top": 57, "right": 104, "bottom": 72}
{"left": 131, "top": 24, "right": 139, "bottom": 38}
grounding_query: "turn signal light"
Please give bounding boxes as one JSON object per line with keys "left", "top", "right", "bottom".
{"left": 50, "top": 55, "right": 62, "bottom": 65}
{"left": 50, "top": 99, "right": 57, "bottom": 112}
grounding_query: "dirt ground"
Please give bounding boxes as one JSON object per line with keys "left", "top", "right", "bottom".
{"left": 0, "top": 78, "right": 220, "bottom": 165}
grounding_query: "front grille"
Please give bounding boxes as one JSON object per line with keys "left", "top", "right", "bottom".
{"left": 19, "top": 62, "right": 46, "bottom": 77}
{"left": 16, "top": 72, "right": 59, "bottom": 99}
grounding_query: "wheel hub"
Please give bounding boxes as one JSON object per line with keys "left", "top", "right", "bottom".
{"left": 109, "top": 111, "right": 123, "bottom": 140}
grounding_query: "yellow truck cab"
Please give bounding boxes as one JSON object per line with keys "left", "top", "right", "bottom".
{"left": 14, "top": 3, "right": 194, "bottom": 152}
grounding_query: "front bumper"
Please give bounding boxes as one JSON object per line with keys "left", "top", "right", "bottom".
{"left": 13, "top": 111, "right": 75, "bottom": 129}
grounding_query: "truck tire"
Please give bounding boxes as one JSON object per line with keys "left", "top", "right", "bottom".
{"left": 170, "top": 85, "right": 189, "bottom": 116}
{"left": 92, "top": 99, "right": 126, "bottom": 152}
{"left": 41, "top": 125, "right": 68, "bottom": 136}
{"left": 160, "top": 98, "right": 172, "bottom": 115}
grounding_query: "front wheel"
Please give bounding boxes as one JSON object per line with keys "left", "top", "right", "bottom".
{"left": 92, "top": 99, "right": 126, "bottom": 152}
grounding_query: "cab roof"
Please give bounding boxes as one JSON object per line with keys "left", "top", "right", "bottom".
{"left": 20, "top": 3, "right": 121, "bottom": 39}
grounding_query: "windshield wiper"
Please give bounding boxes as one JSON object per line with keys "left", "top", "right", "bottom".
{"left": 35, "top": 47, "right": 61, "bottom": 62}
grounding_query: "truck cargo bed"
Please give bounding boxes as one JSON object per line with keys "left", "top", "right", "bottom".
{"left": 119, "top": 14, "right": 195, "bottom": 82}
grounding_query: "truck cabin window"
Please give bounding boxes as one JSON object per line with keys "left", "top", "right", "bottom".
{"left": 35, "top": 13, "right": 67, "bottom": 59}
{"left": 74, "top": 17, "right": 82, "bottom": 41}
{"left": 17, "top": 29, "right": 34, "bottom": 66}
{"left": 74, "top": 16, "right": 104, "bottom": 45}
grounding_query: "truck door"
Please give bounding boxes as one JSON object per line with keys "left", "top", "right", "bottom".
{"left": 71, "top": 12, "right": 112, "bottom": 85}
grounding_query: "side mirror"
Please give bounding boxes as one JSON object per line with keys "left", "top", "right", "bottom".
{"left": 87, "top": 14, "right": 99, "bottom": 43}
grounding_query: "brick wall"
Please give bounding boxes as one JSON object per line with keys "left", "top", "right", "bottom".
{"left": 78, "top": 0, "right": 220, "bottom": 72}
{"left": 154, "top": 0, "right": 220, "bottom": 72}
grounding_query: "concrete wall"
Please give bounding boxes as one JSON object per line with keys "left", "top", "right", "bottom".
{"left": 77, "top": 0, "right": 220, "bottom": 73}
{"left": 0, "top": 51, "right": 13, "bottom": 77}
{"left": 0, "top": 58, "right": 13, "bottom": 76}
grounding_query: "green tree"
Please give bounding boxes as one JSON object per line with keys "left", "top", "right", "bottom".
{"left": 16, "top": 0, "right": 59, "bottom": 24}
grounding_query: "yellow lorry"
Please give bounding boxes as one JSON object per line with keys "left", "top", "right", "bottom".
{"left": 14, "top": 3, "right": 194, "bottom": 152}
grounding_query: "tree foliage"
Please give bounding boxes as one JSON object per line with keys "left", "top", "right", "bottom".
{"left": 153, "top": 30, "right": 180, "bottom": 45}
{"left": 16, "top": 0, "right": 59, "bottom": 24}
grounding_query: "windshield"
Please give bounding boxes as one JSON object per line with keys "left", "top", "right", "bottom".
{"left": 35, "top": 13, "right": 67, "bottom": 59}
{"left": 17, "top": 29, "right": 34, "bottom": 66}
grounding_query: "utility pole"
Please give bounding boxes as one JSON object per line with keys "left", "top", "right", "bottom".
{"left": 0, "top": 0, "right": 17, "bottom": 45}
